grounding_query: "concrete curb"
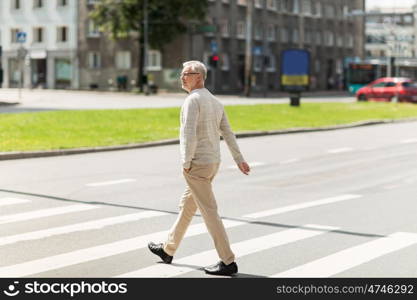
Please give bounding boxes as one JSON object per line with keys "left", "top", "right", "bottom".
{"left": 1, "top": 117, "right": 417, "bottom": 161}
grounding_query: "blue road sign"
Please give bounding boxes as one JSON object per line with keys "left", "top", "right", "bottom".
{"left": 281, "top": 49, "right": 310, "bottom": 91}
{"left": 16, "top": 32, "right": 27, "bottom": 43}
{"left": 210, "top": 41, "right": 218, "bottom": 53}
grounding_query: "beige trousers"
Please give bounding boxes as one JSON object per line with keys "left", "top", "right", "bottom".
{"left": 163, "top": 162, "right": 235, "bottom": 265}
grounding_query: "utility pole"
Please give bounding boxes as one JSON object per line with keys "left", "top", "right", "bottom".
{"left": 143, "top": 0, "right": 149, "bottom": 95}
{"left": 244, "top": 0, "right": 253, "bottom": 97}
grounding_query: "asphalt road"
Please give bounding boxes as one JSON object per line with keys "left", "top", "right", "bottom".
{"left": 0, "top": 121, "right": 416, "bottom": 278}
{"left": 0, "top": 88, "right": 354, "bottom": 113}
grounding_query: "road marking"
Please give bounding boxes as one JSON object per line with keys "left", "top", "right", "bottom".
{"left": 0, "top": 220, "right": 246, "bottom": 277}
{"left": 0, "top": 205, "right": 98, "bottom": 225}
{"left": 327, "top": 148, "right": 354, "bottom": 154}
{"left": 116, "top": 224, "right": 338, "bottom": 278}
{"left": 0, "top": 211, "right": 168, "bottom": 247}
{"left": 0, "top": 198, "right": 31, "bottom": 207}
{"left": 228, "top": 162, "right": 266, "bottom": 169}
{"left": 401, "top": 139, "right": 417, "bottom": 144}
{"left": 86, "top": 179, "right": 136, "bottom": 187}
{"left": 243, "top": 194, "right": 362, "bottom": 219}
{"left": 272, "top": 232, "right": 417, "bottom": 278}
{"left": 280, "top": 158, "right": 299, "bottom": 164}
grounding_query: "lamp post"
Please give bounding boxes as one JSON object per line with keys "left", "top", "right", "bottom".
{"left": 143, "top": 0, "right": 149, "bottom": 95}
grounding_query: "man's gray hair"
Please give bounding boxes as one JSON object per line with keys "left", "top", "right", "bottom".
{"left": 183, "top": 60, "right": 207, "bottom": 80}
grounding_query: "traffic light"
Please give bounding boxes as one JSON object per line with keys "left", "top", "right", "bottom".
{"left": 209, "top": 54, "right": 219, "bottom": 68}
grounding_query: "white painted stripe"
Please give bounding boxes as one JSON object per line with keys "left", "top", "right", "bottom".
{"left": 0, "top": 219, "right": 246, "bottom": 277}
{"left": 327, "top": 148, "right": 354, "bottom": 154}
{"left": 243, "top": 194, "right": 362, "bottom": 219}
{"left": 0, "top": 205, "right": 98, "bottom": 225}
{"left": 86, "top": 179, "right": 136, "bottom": 187}
{"left": 117, "top": 224, "right": 338, "bottom": 278}
{"left": 280, "top": 158, "right": 299, "bottom": 164}
{"left": 401, "top": 139, "right": 417, "bottom": 144}
{"left": 272, "top": 232, "right": 417, "bottom": 278}
{"left": 0, "top": 198, "right": 31, "bottom": 207}
{"left": 228, "top": 162, "right": 266, "bottom": 169}
{"left": 0, "top": 211, "right": 167, "bottom": 247}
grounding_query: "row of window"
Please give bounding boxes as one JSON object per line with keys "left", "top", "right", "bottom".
{"left": 211, "top": 0, "right": 352, "bottom": 18}
{"left": 87, "top": 50, "right": 162, "bottom": 70}
{"left": 9, "top": 27, "right": 68, "bottom": 43}
{"left": 211, "top": 21, "right": 354, "bottom": 47}
{"left": 12, "top": 0, "right": 68, "bottom": 9}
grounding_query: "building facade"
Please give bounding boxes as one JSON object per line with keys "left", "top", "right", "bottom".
{"left": 0, "top": 0, "right": 366, "bottom": 93}
{"left": 77, "top": 0, "right": 141, "bottom": 91}
{"left": 365, "top": 6, "right": 417, "bottom": 78}
{"left": 0, "top": 0, "right": 79, "bottom": 89}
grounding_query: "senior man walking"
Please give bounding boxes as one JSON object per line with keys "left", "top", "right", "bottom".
{"left": 148, "top": 61, "right": 250, "bottom": 276}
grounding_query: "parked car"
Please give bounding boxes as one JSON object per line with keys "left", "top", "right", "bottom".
{"left": 356, "top": 77, "right": 417, "bottom": 103}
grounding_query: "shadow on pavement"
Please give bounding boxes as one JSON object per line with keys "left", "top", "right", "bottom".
{"left": 0, "top": 188, "right": 386, "bottom": 240}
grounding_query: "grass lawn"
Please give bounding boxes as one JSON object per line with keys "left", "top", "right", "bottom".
{"left": 1, "top": 102, "right": 417, "bottom": 152}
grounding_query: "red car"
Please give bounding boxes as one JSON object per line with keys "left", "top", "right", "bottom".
{"left": 356, "top": 77, "right": 417, "bottom": 103}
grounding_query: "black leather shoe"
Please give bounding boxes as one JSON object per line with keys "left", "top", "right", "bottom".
{"left": 204, "top": 261, "right": 238, "bottom": 276}
{"left": 148, "top": 242, "right": 173, "bottom": 264}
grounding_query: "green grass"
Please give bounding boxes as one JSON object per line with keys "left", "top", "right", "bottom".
{"left": 1, "top": 102, "right": 417, "bottom": 152}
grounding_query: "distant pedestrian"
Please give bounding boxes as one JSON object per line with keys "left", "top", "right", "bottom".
{"left": 148, "top": 60, "right": 250, "bottom": 276}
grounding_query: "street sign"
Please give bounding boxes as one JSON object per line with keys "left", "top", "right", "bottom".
{"left": 210, "top": 41, "right": 218, "bottom": 53}
{"left": 16, "top": 32, "right": 27, "bottom": 43}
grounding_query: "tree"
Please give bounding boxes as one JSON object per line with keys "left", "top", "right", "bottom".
{"left": 90, "top": 0, "right": 208, "bottom": 92}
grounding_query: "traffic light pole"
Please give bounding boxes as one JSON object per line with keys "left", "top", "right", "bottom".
{"left": 244, "top": 0, "right": 253, "bottom": 97}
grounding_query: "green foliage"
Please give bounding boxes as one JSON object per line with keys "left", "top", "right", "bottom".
{"left": 90, "top": 0, "right": 208, "bottom": 49}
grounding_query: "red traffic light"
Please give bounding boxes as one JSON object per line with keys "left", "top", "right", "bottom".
{"left": 212, "top": 55, "right": 219, "bottom": 61}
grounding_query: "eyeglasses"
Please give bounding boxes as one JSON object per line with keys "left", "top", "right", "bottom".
{"left": 181, "top": 72, "right": 200, "bottom": 77}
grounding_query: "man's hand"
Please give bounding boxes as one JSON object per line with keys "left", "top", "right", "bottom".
{"left": 238, "top": 161, "right": 250, "bottom": 175}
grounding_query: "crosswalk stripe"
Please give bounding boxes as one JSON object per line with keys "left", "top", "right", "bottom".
{"left": 0, "top": 198, "right": 31, "bottom": 207}
{"left": 272, "top": 232, "right": 417, "bottom": 278}
{"left": 116, "top": 224, "right": 338, "bottom": 278}
{"left": 86, "top": 179, "right": 136, "bottom": 187}
{"left": 0, "top": 211, "right": 168, "bottom": 247}
{"left": 0, "top": 205, "right": 98, "bottom": 225}
{"left": 243, "top": 194, "right": 362, "bottom": 219}
{"left": 0, "top": 219, "right": 246, "bottom": 277}
{"left": 327, "top": 148, "right": 354, "bottom": 154}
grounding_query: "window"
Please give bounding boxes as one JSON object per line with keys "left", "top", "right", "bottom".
{"left": 315, "top": 1, "right": 321, "bottom": 16}
{"left": 219, "top": 19, "right": 229, "bottom": 37}
{"left": 325, "top": 31, "right": 334, "bottom": 46}
{"left": 88, "top": 52, "right": 101, "bottom": 69}
{"left": 253, "top": 54, "right": 263, "bottom": 72}
{"left": 292, "top": 29, "right": 299, "bottom": 43}
{"left": 337, "top": 35, "right": 343, "bottom": 47}
{"left": 254, "top": 24, "right": 263, "bottom": 40}
{"left": 236, "top": 21, "right": 246, "bottom": 39}
{"left": 293, "top": 0, "right": 300, "bottom": 13}
{"left": 267, "top": 24, "right": 275, "bottom": 41}
{"left": 372, "top": 82, "right": 386, "bottom": 88}
{"left": 13, "top": 0, "right": 21, "bottom": 9}
{"left": 404, "top": 15, "right": 413, "bottom": 24}
{"left": 147, "top": 50, "right": 162, "bottom": 71}
{"left": 57, "top": 26, "right": 68, "bottom": 42}
{"left": 237, "top": 0, "right": 247, "bottom": 6}
{"left": 88, "top": 20, "right": 100, "bottom": 37}
{"left": 266, "top": 0, "right": 277, "bottom": 10}
{"left": 34, "top": 0, "right": 43, "bottom": 8}
{"left": 11, "top": 28, "right": 21, "bottom": 43}
{"left": 87, "top": 0, "right": 98, "bottom": 4}
{"left": 325, "top": 4, "right": 335, "bottom": 18}
{"left": 221, "top": 0, "right": 229, "bottom": 3}
{"left": 346, "top": 34, "right": 354, "bottom": 48}
{"left": 33, "top": 27, "right": 44, "bottom": 43}
{"left": 254, "top": 0, "right": 262, "bottom": 9}
{"left": 58, "top": 0, "right": 67, "bottom": 6}
{"left": 116, "top": 51, "right": 131, "bottom": 69}
{"left": 266, "top": 54, "right": 276, "bottom": 72}
{"left": 385, "top": 82, "right": 396, "bottom": 87}
{"left": 315, "top": 31, "right": 322, "bottom": 45}
{"left": 281, "top": 28, "right": 289, "bottom": 43}
{"left": 302, "top": 0, "right": 312, "bottom": 15}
